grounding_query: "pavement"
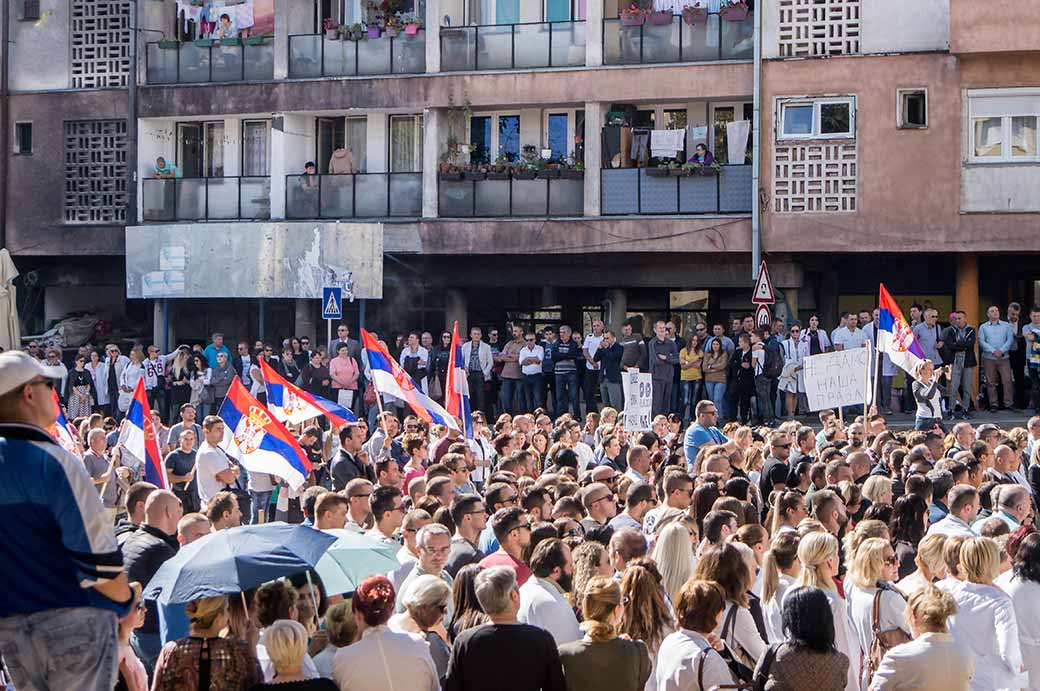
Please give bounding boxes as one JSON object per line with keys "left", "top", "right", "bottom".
{"left": 785, "top": 408, "right": 1037, "bottom": 431}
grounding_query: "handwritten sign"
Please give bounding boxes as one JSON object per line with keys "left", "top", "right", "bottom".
{"left": 622, "top": 371, "right": 653, "bottom": 432}
{"left": 803, "top": 347, "right": 871, "bottom": 412}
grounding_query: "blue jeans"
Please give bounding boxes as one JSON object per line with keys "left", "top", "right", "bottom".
{"left": 705, "top": 381, "right": 727, "bottom": 418}
{"left": 679, "top": 380, "right": 703, "bottom": 423}
{"left": 0, "top": 606, "right": 118, "bottom": 691}
{"left": 555, "top": 370, "right": 579, "bottom": 419}
{"left": 755, "top": 376, "right": 774, "bottom": 423}
{"left": 499, "top": 378, "right": 521, "bottom": 414}
{"left": 249, "top": 490, "right": 273, "bottom": 524}
{"left": 522, "top": 374, "right": 543, "bottom": 412}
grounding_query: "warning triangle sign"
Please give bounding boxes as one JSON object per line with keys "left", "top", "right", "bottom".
{"left": 751, "top": 261, "right": 775, "bottom": 304}
{"left": 324, "top": 291, "right": 341, "bottom": 317}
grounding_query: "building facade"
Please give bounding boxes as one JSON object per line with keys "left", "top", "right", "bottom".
{"left": 1, "top": 0, "right": 1038, "bottom": 347}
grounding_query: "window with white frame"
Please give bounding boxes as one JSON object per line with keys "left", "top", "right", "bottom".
{"left": 778, "top": 97, "right": 855, "bottom": 140}
{"left": 969, "top": 90, "right": 1040, "bottom": 163}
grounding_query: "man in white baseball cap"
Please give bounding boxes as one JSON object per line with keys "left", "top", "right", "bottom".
{"left": 0, "top": 349, "right": 132, "bottom": 691}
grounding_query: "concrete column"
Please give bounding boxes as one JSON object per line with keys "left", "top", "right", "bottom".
{"left": 956, "top": 254, "right": 980, "bottom": 395}
{"left": 819, "top": 270, "right": 840, "bottom": 328}
{"left": 295, "top": 298, "right": 317, "bottom": 342}
{"left": 605, "top": 289, "right": 627, "bottom": 332}
{"left": 583, "top": 102, "right": 604, "bottom": 217}
{"left": 425, "top": 0, "right": 441, "bottom": 73}
{"left": 274, "top": 0, "right": 289, "bottom": 80}
{"left": 586, "top": 0, "right": 604, "bottom": 67}
{"left": 445, "top": 289, "right": 467, "bottom": 333}
{"left": 153, "top": 300, "right": 167, "bottom": 352}
{"left": 422, "top": 108, "right": 444, "bottom": 218}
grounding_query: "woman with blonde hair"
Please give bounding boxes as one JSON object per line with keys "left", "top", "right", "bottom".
{"left": 898, "top": 533, "right": 948, "bottom": 595}
{"left": 651, "top": 522, "right": 696, "bottom": 606}
{"left": 789, "top": 531, "right": 861, "bottom": 690}
{"left": 862, "top": 475, "right": 893, "bottom": 507}
{"left": 618, "top": 558, "right": 675, "bottom": 685}
{"left": 252, "top": 619, "right": 338, "bottom": 690}
{"left": 947, "top": 536, "right": 1025, "bottom": 690}
{"left": 768, "top": 490, "right": 807, "bottom": 538}
{"left": 761, "top": 532, "right": 800, "bottom": 643}
{"left": 312, "top": 601, "right": 357, "bottom": 680}
{"left": 559, "top": 576, "right": 652, "bottom": 691}
{"left": 870, "top": 585, "right": 975, "bottom": 690}
{"left": 152, "top": 595, "right": 262, "bottom": 690}
{"left": 389, "top": 574, "right": 453, "bottom": 679}
{"left": 845, "top": 536, "right": 910, "bottom": 686}
{"left": 842, "top": 518, "right": 890, "bottom": 568}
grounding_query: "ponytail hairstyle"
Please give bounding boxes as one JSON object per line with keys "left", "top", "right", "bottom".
{"left": 352, "top": 575, "right": 396, "bottom": 627}
{"left": 761, "top": 532, "right": 800, "bottom": 603}
{"left": 185, "top": 595, "right": 228, "bottom": 630}
{"left": 795, "top": 531, "right": 838, "bottom": 593}
{"left": 580, "top": 576, "right": 621, "bottom": 643}
{"left": 770, "top": 491, "right": 804, "bottom": 537}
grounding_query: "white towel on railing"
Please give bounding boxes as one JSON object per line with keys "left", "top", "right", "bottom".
{"left": 651, "top": 129, "right": 686, "bottom": 159}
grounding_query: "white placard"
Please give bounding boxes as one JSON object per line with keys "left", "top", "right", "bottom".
{"left": 622, "top": 371, "right": 653, "bottom": 432}
{"left": 803, "top": 347, "right": 871, "bottom": 412}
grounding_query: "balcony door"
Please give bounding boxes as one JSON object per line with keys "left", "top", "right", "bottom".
{"left": 390, "top": 114, "right": 423, "bottom": 172}
{"left": 470, "top": 0, "right": 518, "bottom": 24}
{"left": 177, "top": 122, "right": 224, "bottom": 177}
{"left": 710, "top": 102, "right": 752, "bottom": 165}
{"left": 546, "top": 0, "right": 584, "bottom": 21}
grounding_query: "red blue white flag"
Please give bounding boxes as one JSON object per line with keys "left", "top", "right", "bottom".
{"left": 118, "top": 378, "right": 167, "bottom": 489}
{"left": 878, "top": 283, "right": 927, "bottom": 378}
{"left": 259, "top": 358, "right": 356, "bottom": 427}
{"left": 443, "top": 320, "right": 473, "bottom": 439}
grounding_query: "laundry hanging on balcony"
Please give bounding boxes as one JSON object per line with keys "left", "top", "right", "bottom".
{"left": 727, "top": 120, "right": 751, "bottom": 165}
{"left": 650, "top": 129, "right": 686, "bottom": 159}
{"left": 176, "top": 0, "right": 262, "bottom": 37}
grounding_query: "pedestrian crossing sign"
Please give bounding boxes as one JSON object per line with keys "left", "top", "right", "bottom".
{"left": 322, "top": 286, "right": 343, "bottom": 319}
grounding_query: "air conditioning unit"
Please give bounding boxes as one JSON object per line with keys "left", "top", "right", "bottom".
{"left": 21, "top": 0, "right": 42, "bottom": 21}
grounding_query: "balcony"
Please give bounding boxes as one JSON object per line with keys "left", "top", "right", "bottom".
{"left": 288, "top": 32, "right": 426, "bottom": 78}
{"left": 285, "top": 173, "right": 422, "bottom": 219}
{"left": 600, "top": 165, "right": 753, "bottom": 215}
{"left": 603, "top": 12, "right": 753, "bottom": 65}
{"left": 145, "top": 39, "right": 274, "bottom": 84}
{"left": 949, "top": 0, "right": 1040, "bottom": 54}
{"left": 440, "top": 21, "right": 586, "bottom": 71}
{"left": 142, "top": 177, "right": 271, "bottom": 222}
{"left": 439, "top": 174, "right": 584, "bottom": 217}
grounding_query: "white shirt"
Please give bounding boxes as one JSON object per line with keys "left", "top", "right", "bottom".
{"left": 713, "top": 602, "right": 766, "bottom": 666}
{"left": 468, "top": 436, "right": 493, "bottom": 484}
{"left": 870, "top": 632, "right": 976, "bottom": 691}
{"left": 331, "top": 625, "right": 439, "bottom": 691}
{"left": 518, "top": 344, "right": 544, "bottom": 376}
{"left": 947, "top": 581, "right": 1026, "bottom": 691}
{"left": 257, "top": 629, "right": 319, "bottom": 681}
{"left": 583, "top": 333, "right": 604, "bottom": 370}
{"left": 847, "top": 584, "right": 910, "bottom": 689}
{"left": 518, "top": 576, "right": 582, "bottom": 646}
{"left": 832, "top": 325, "right": 868, "bottom": 352}
{"left": 655, "top": 628, "right": 735, "bottom": 691}
{"left": 195, "top": 441, "right": 230, "bottom": 505}
{"left": 573, "top": 441, "right": 595, "bottom": 472}
{"left": 1003, "top": 575, "right": 1040, "bottom": 690}
{"left": 762, "top": 574, "right": 795, "bottom": 644}
{"left": 927, "top": 513, "right": 975, "bottom": 539}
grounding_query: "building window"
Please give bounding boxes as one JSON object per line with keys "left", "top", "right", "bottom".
{"left": 64, "top": 120, "right": 127, "bottom": 224}
{"left": 898, "top": 89, "right": 928, "bottom": 129}
{"left": 390, "top": 115, "right": 423, "bottom": 172}
{"left": 70, "top": 0, "right": 131, "bottom": 89}
{"left": 470, "top": 116, "right": 492, "bottom": 165}
{"left": 499, "top": 115, "right": 520, "bottom": 162}
{"left": 778, "top": 97, "right": 855, "bottom": 140}
{"left": 547, "top": 113, "right": 568, "bottom": 162}
{"left": 242, "top": 120, "right": 271, "bottom": 176}
{"left": 14, "top": 122, "right": 32, "bottom": 155}
{"left": 969, "top": 90, "right": 1040, "bottom": 163}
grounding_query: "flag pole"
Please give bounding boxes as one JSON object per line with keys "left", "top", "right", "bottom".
{"left": 366, "top": 343, "right": 393, "bottom": 442}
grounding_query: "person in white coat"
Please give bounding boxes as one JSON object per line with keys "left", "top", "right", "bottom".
{"left": 693, "top": 543, "right": 766, "bottom": 669}
{"left": 761, "top": 532, "right": 801, "bottom": 644}
{"left": 517, "top": 538, "right": 582, "bottom": 646}
{"left": 1003, "top": 532, "right": 1040, "bottom": 690}
{"left": 787, "top": 531, "right": 862, "bottom": 691}
{"left": 655, "top": 579, "right": 736, "bottom": 691}
{"left": 870, "top": 584, "right": 975, "bottom": 690}
{"left": 846, "top": 538, "right": 911, "bottom": 689}
{"left": 947, "top": 536, "right": 1026, "bottom": 691}
{"left": 779, "top": 324, "right": 808, "bottom": 418}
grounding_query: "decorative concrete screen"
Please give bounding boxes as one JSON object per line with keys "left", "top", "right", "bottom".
{"left": 778, "top": 0, "right": 860, "bottom": 57}
{"left": 64, "top": 120, "right": 128, "bottom": 223}
{"left": 773, "top": 143, "right": 858, "bottom": 213}
{"left": 71, "top": 0, "right": 131, "bottom": 89}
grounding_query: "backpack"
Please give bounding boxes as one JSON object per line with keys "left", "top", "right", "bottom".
{"left": 763, "top": 347, "right": 784, "bottom": 379}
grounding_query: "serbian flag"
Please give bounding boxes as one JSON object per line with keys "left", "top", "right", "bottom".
{"left": 361, "top": 329, "right": 460, "bottom": 431}
{"left": 444, "top": 321, "right": 473, "bottom": 439}
{"left": 50, "top": 390, "right": 80, "bottom": 457}
{"left": 877, "top": 283, "right": 927, "bottom": 378}
{"left": 117, "top": 379, "right": 167, "bottom": 488}
{"left": 218, "top": 377, "right": 311, "bottom": 490}
{"left": 260, "top": 358, "right": 356, "bottom": 427}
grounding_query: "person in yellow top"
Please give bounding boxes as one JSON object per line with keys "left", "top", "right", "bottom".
{"left": 679, "top": 333, "right": 705, "bottom": 425}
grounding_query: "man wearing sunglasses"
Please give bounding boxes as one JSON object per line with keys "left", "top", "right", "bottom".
{"left": 0, "top": 351, "right": 133, "bottom": 691}
{"left": 682, "top": 399, "right": 728, "bottom": 472}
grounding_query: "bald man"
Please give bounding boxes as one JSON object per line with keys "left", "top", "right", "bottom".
{"left": 988, "top": 444, "right": 1022, "bottom": 485}
{"left": 122, "top": 490, "right": 184, "bottom": 674}
{"left": 974, "top": 484, "right": 1031, "bottom": 534}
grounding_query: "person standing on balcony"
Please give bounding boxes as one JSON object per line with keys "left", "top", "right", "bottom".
{"left": 329, "top": 148, "right": 356, "bottom": 175}
{"left": 153, "top": 157, "right": 181, "bottom": 179}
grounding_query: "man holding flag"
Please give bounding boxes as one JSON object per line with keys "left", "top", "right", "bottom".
{"left": 118, "top": 379, "right": 168, "bottom": 490}
{"left": 444, "top": 320, "right": 473, "bottom": 439}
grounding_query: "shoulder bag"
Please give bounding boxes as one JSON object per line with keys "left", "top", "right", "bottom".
{"left": 866, "top": 584, "right": 911, "bottom": 683}
{"left": 719, "top": 603, "right": 756, "bottom": 683}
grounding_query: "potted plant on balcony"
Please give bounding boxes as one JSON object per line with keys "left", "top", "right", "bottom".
{"left": 682, "top": 3, "right": 708, "bottom": 25}
{"left": 561, "top": 161, "right": 584, "bottom": 180}
{"left": 403, "top": 15, "right": 423, "bottom": 36}
{"left": 619, "top": 4, "right": 646, "bottom": 26}
{"left": 514, "top": 146, "right": 539, "bottom": 180}
{"left": 439, "top": 159, "right": 463, "bottom": 181}
{"left": 486, "top": 155, "right": 512, "bottom": 180}
{"left": 668, "top": 161, "right": 687, "bottom": 176}
{"left": 537, "top": 162, "right": 561, "bottom": 180}
{"left": 720, "top": 0, "right": 750, "bottom": 22}
{"left": 385, "top": 16, "right": 401, "bottom": 38}
{"left": 324, "top": 17, "right": 340, "bottom": 39}
{"left": 646, "top": 163, "right": 670, "bottom": 177}
{"left": 366, "top": 22, "right": 382, "bottom": 38}
{"left": 463, "top": 163, "right": 485, "bottom": 181}
{"left": 648, "top": 9, "right": 673, "bottom": 25}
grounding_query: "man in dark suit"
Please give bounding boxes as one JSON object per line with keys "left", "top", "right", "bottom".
{"left": 331, "top": 423, "right": 374, "bottom": 490}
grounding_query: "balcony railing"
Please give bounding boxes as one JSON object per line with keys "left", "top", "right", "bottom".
{"left": 285, "top": 173, "right": 422, "bottom": 219}
{"left": 603, "top": 12, "right": 753, "bottom": 65}
{"left": 440, "top": 21, "right": 586, "bottom": 71}
{"left": 145, "top": 39, "right": 274, "bottom": 84}
{"left": 600, "top": 165, "right": 753, "bottom": 215}
{"left": 439, "top": 174, "right": 584, "bottom": 217}
{"left": 288, "top": 32, "right": 426, "bottom": 78}
{"left": 142, "top": 177, "right": 271, "bottom": 222}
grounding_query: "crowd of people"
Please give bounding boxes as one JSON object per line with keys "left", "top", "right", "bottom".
{"left": 3, "top": 309, "right": 1040, "bottom": 691}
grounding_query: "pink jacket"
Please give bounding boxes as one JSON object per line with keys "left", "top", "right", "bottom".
{"left": 329, "top": 355, "right": 359, "bottom": 390}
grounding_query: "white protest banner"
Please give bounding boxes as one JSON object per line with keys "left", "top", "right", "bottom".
{"left": 803, "top": 347, "right": 871, "bottom": 412}
{"left": 622, "top": 371, "right": 653, "bottom": 432}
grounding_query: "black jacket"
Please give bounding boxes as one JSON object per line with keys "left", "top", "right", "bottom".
{"left": 941, "top": 324, "right": 978, "bottom": 368}
{"left": 331, "top": 450, "right": 373, "bottom": 490}
{"left": 122, "top": 525, "right": 179, "bottom": 635}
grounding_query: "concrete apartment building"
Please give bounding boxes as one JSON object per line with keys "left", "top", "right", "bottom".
{"left": 1, "top": 0, "right": 1038, "bottom": 346}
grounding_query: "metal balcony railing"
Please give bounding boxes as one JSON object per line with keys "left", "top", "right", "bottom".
{"left": 285, "top": 172, "right": 422, "bottom": 219}
{"left": 142, "top": 177, "right": 271, "bottom": 221}
{"left": 145, "top": 39, "right": 274, "bottom": 84}
{"left": 438, "top": 174, "right": 584, "bottom": 217}
{"left": 288, "top": 32, "right": 426, "bottom": 78}
{"left": 603, "top": 12, "right": 754, "bottom": 65}
{"left": 440, "top": 20, "right": 586, "bottom": 71}
{"left": 600, "top": 165, "right": 753, "bottom": 215}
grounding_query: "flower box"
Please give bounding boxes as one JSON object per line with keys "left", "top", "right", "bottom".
{"left": 386, "top": 26, "right": 400, "bottom": 38}
{"left": 561, "top": 169, "right": 585, "bottom": 180}
{"left": 619, "top": 9, "right": 645, "bottom": 27}
{"left": 683, "top": 6, "right": 708, "bottom": 25}
{"left": 720, "top": 2, "right": 749, "bottom": 22}
{"left": 646, "top": 167, "right": 670, "bottom": 177}
{"left": 647, "top": 11, "right": 673, "bottom": 26}
{"left": 513, "top": 170, "right": 537, "bottom": 180}
{"left": 405, "top": 23, "right": 421, "bottom": 36}
{"left": 243, "top": 36, "right": 267, "bottom": 46}
{"left": 669, "top": 167, "right": 688, "bottom": 177}
{"left": 537, "top": 168, "right": 561, "bottom": 179}
{"left": 326, "top": 28, "right": 340, "bottom": 39}
{"left": 463, "top": 171, "right": 485, "bottom": 181}
{"left": 193, "top": 38, "right": 215, "bottom": 47}
{"left": 367, "top": 26, "right": 382, "bottom": 38}
{"left": 158, "top": 39, "right": 180, "bottom": 49}
{"left": 486, "top": 170, "right": 511, "bottom": 180}
{"left": 218, "top": 37, "right": 241, "bottom": 46}
{"left": 439, "top": 172, "right": 464, "bottom": 181}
